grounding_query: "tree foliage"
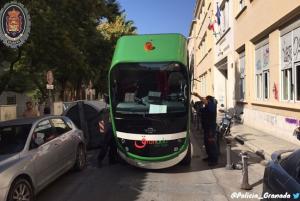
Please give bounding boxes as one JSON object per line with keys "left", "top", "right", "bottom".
{"left": 98, "top": 15, "right": 136, "bottom": 41}
{"left": 0, "top": 0, "right": 136, "bottom": 102}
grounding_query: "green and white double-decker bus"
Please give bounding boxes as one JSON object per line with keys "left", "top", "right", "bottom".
{"left": 108, "top": 33, "right": 191, "bottom": 169}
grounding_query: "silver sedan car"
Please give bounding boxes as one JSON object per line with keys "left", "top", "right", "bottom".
{"left": 0, "top": 116, "right": 86, "bottom": 201}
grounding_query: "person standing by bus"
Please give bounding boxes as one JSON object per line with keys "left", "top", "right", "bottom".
{"left": 23, "top": 101, "right": 38, "bottom": 118}
{"left": 192, "top": 93, "right": 218, "bottom": 166}
{"left": 97, "top": 109, "right": 117, "bottom": 166}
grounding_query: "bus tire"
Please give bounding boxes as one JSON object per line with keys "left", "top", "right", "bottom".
{"left": 180, "top": 143, "right": 192, "bottom": 165}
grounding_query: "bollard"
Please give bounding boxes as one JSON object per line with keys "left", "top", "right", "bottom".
{"left": 240, "top": 152, "right": 253, "bottom": 190}
{"left": 226, "top": 143, "right": 232, "bottom": 169}
{"left": 225, "top": 136, "right": 233, "bottom": 170}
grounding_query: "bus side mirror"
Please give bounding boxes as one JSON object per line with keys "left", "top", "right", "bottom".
{"left": 104, "top": 94, "right": 109, "bottom": 104}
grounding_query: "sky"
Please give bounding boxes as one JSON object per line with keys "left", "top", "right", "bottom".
{"left": 117, "top": 0, "right": 196, "bottom": 37}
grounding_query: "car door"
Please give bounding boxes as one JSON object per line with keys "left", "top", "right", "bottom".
{"left": 51, "top": 118, "right": 76, "bottom": 170}
{"left": 268, "top": 164, "right": 290, "bottom": 194}
{"left": 284, "top": 150, "right": 300, "bottom": 193}
{"left": 270, "top": 150, "right": 300, "bottom": 194}
{"left": 29, "top": 119, "right": 61, "bottom": 190}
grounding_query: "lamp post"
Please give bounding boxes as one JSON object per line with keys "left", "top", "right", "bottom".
{"left": 46, "top": 70, "right": 54, "bottom": 114}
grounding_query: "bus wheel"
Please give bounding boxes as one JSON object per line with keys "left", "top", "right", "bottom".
{"left": 180, "top": 143, "right": 192, "bottom": 165}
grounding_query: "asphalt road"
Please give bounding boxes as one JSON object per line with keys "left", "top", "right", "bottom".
{"left": 35, "top": 129, "right": 265, "bottom": 201}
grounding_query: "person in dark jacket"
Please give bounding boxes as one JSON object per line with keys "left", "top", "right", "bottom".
{"left": 97, "top": 111, "right": 117, "bottom": 166}
{"left": 192, "top": 92, "right": 218, "bottom": 166}
{"left": 43, "top": 106, "right": 51, "bottom": 115}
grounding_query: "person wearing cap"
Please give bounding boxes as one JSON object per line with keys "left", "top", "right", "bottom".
{"left": 23, "top": 101, "right": 38, "bottom": 118}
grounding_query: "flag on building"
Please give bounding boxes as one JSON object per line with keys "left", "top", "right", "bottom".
{"left": 216, "top": 3, "right": 221, "bottom": 25}
{"left": 208, "top": 16, "right": 216, "bottom": 32}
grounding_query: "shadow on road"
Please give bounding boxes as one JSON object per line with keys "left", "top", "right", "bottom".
{"left": 36, "top": 150, "right": 147, "bottom": 201}
{"left": 36, "top": 122, "right": 265, "bottom": 201}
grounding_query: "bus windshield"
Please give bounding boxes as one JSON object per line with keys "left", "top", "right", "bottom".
{"left": 110, "top": 62, "right": 189, "bottom": 116}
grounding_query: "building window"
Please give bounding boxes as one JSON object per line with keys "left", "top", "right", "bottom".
{"left": 255, "top": 42, "right": 269, "bottom": 100}
{"left": 199, "top": 74, "right": 207, "bottom": 96}
{"left": 220, "top": 1, "right": 229, "bottom": 34}
{"left": 280, "top": 27, "right": 300, "bottom": 102}
{"left": 263, "top": 71, "right": 270, "bottom": 99}
{"left": 281, "top": 68, "right": 292, "bottom": 100}
{"left": 198, "top": 34, "right": 207, "bottom": 60}
{"left": 297, "top": 64, "right": 300, "bottom": 101}
{"left": 7, "top": 96, "right": 16, "bottom": 105}
{"left": 239, "top": 51, "right": 245, "bottom": 100}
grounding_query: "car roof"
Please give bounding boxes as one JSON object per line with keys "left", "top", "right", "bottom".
{"left": 290, "top": 149, "right": 300, "bottom": 157}
{"left": 0, "top": 115, "right": 66, "bottom": 127}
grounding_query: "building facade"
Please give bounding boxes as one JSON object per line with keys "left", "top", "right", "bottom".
{"left": 189, "top": 0, "right": 300, "bottom": 144}
{"left": 213, "top": 0, "right": 235, "bottom": 108}
{"left": 234, "top": 0, "right": 300, "bottom": 144}
{"left": 189, "top": 0, "right": 215, "bottom": 102}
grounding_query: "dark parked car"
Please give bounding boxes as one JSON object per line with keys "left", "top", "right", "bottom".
{"left": 263, "top": 149, "right": 300, "bottom": 200}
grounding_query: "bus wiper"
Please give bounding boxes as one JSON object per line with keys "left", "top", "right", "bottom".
{"left": 134, "top": 97, "right": 146, "bottom": 105}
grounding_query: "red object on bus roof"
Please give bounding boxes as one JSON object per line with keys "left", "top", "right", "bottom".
{"left": 144, "top": 41, "right": 154, "bottom": 51}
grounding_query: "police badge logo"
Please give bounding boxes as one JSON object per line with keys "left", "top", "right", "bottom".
{"left": 0, "top": 2, "right": 31, "bottom": 48}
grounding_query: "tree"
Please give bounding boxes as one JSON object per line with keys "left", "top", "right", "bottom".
{"left": 95, "top": 14, "right": 136, "bottom": 96}
{"left": 0, "top": 0, "right": 135, "bottom": 102}
{"left": 97, "top": 14, "right": 136, "bottom": 41}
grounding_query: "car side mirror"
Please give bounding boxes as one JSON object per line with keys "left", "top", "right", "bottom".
{"left": 294, "top": 127, "right": 300, "bottom": 141}
{"left": 34, "top": 133, "right": 45, "bottom": 146}
{"left": 104, "top": 94, "right": 109, "bottom": 104}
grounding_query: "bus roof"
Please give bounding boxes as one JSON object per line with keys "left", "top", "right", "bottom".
{"left": 110, "top": 33, "right": 187, "bottom": 68}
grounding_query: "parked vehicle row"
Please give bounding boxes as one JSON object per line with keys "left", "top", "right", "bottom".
{"left": 263, "top": 149, "right": 300, "bottom": 200}
{"left": 0, "top": 116, "right": 86, "bottom": 201}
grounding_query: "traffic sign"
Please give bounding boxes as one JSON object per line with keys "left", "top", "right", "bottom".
{"left": 46, "top": 70, "right": 54, "bottom": 85}
{"left": 46, "top": 84, "right": 54, "bottom": 90}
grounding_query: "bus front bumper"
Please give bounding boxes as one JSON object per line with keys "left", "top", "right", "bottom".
{"left": 118, "top": 148, "right": 188, "bottom": 169}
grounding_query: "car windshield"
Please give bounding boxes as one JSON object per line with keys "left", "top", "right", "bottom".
{"left": 0, "top": 124, "right": 32, "bottom": 155}
{"left": 110, "top": 62, "right": 189, "bottom": 116}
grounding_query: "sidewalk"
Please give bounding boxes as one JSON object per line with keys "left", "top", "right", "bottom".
{"left": 191, "top": 122, "right": 266, "bottom": 201}
{"left": 230, "top": 123, "right": 299, "bottom": 161}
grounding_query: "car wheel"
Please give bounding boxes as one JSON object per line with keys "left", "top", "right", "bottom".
{"left": 74, "top": 144, "right": 86, "bottom": 171}
{"left": 7, "top": 178, "right": 34, "bottom": 201}
{"left": 180, "top": 142, "right": 192, "bottom": 166}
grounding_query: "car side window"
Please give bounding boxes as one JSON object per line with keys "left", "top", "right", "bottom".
{"left": 33, "top": 120, "right": 56, "bottom": 144}
{"left": 51, "top": 118, "right": 72, "bottom": 136}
